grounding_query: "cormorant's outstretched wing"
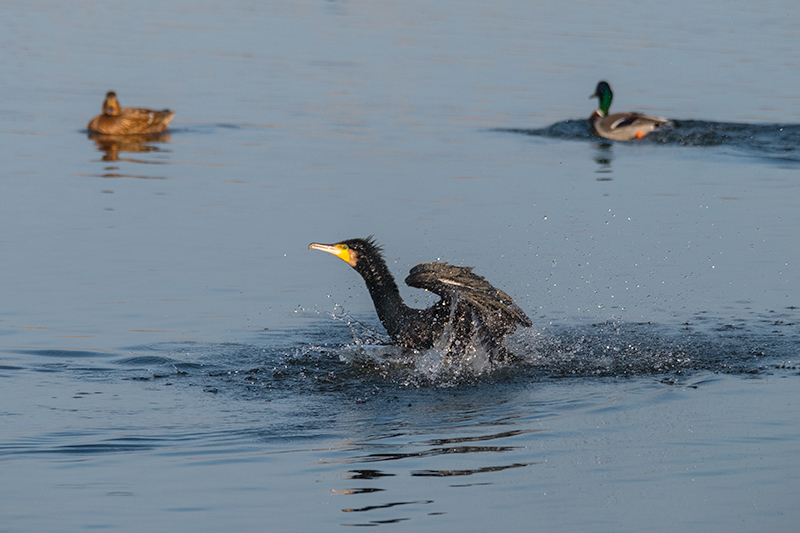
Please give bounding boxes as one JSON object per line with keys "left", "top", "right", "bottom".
{"left": 405, "top": 262, "right": 532, "bottom": 341}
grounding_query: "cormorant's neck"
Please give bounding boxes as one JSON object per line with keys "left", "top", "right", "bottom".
{"left": 354, "top": 253, "right": 412, "bottom": 337}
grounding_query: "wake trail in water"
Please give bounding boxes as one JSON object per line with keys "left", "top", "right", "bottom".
{"left": 496, "top": 120, "right": 800, "bottom": 163}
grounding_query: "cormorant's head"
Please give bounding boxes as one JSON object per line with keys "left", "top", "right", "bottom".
{"left": 308, "top": 237, "right": 383, "bottom": 271}
{"left": 103, "top": 91, "right": 120, "bottom": 116}
{"left": 590, "top": 81, "right": 613, "bottom": 117}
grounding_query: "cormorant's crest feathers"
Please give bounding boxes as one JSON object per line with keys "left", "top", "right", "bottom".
{"left": 361, "top": 235, "right": 382, "bottom": 255}
{"left": 340, "top": 236, "right": 383, "bottom": 256}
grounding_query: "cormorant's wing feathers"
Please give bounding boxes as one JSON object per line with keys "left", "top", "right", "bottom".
{"left": 405, "top": 262, "right": 532, "bottom": 340}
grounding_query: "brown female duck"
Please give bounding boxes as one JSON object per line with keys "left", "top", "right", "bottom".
{"left": 88, "top": 91, "right": 175, "bottom": 134}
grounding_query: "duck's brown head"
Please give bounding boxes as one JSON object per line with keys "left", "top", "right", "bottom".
{"left": 103, "top": 91, "right": 120, "bottom": 116}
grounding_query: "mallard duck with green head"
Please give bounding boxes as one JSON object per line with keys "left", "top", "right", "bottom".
{"left": 88, "top": 91, "right": 175, "bottom": 135}
{"left": 589, "top": 81, "right": 667, "bottom": 140}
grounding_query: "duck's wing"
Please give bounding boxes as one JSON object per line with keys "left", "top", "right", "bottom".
{"left": 609, "top": 112, "right": 667, "bottom": 130}
{"left": 405, "top": 262, "right": 532, "bottom": 340}
{"left": 118, "top": 108, "right": 175, "bottom": 133}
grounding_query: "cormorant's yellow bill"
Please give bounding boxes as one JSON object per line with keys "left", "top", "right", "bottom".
{"left": 308, "top": 242, "right": 354, "bottom": 266}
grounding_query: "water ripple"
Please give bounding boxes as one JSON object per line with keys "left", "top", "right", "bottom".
{"left": 1, "top": 436, "right": 163, "bottom": 457}
{"left": 17, "top": 348, "right": 114, "bottom": 359}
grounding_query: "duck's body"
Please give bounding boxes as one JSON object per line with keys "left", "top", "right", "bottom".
{"left": 589, "top": 110, "right": 668, "bottom": 141}
{"left": 309, "top": 237, "right": 531, "bottom": 359}
{"left": 88, "top": 91, "right": 175, "bottom": 134}
{"left": 589, "top": 81, "right": 667, "bottom": 140}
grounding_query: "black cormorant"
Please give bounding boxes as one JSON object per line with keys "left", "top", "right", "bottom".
{"left": 308, "top": 237, "right": 532, "bottom": 358}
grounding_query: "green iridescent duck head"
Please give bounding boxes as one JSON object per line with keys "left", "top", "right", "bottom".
{"left": 590, "top": 81, "right": 613, "bottom": 117}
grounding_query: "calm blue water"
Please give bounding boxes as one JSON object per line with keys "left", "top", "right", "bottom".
{"left": 2, "top": 0, "right": 799, "bottom": 531}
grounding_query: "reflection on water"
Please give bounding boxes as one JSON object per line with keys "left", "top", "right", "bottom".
{"left": 88, "top": 132, "right": 172, "bottom": 162}
{"left": 410, "top": 461, "right": 531, "bottom": 477}
{"left": 86, "top": 131, "right": 173, "bottom": 179}
{"left": 593, "top": 142, "right": 613, "bottom": 178}
{"left": 346, "top": 470, "right": 396, "bottom": 480}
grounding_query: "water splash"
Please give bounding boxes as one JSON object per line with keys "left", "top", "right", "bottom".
{"left": 327, "top": 301, "right": 516, "bottom": 385}
{"left": 58, "top": 309, "right": 795, "bottom": 396}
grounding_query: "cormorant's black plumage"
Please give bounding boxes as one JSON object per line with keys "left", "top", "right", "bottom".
{"left": 309, "top": 237, "right": 532, "bottom": 358}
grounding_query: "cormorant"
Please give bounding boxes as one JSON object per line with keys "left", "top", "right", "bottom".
{"left": 308, "top": 237, "right": 532, "bottom": 358}
{"left": 589, "top": 81, "right": 668, "bottom": 140}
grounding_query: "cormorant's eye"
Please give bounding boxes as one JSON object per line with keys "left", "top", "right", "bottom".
{"left": 341, "top": 245, "right": 348, "bottom": 250}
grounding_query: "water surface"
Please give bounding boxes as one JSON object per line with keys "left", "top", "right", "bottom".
{"left": 1, "top": 0, "right": 799, "bottom": 531}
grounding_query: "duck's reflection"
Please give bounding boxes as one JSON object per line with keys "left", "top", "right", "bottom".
{"left": 593, "top": 141, "right": 613, "bottom": 179}
{"left": 87, "top": 132, "right": 172, "bottom": 179}
{"left": 88, "top": 132, "right": 172, "bottom": 163}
